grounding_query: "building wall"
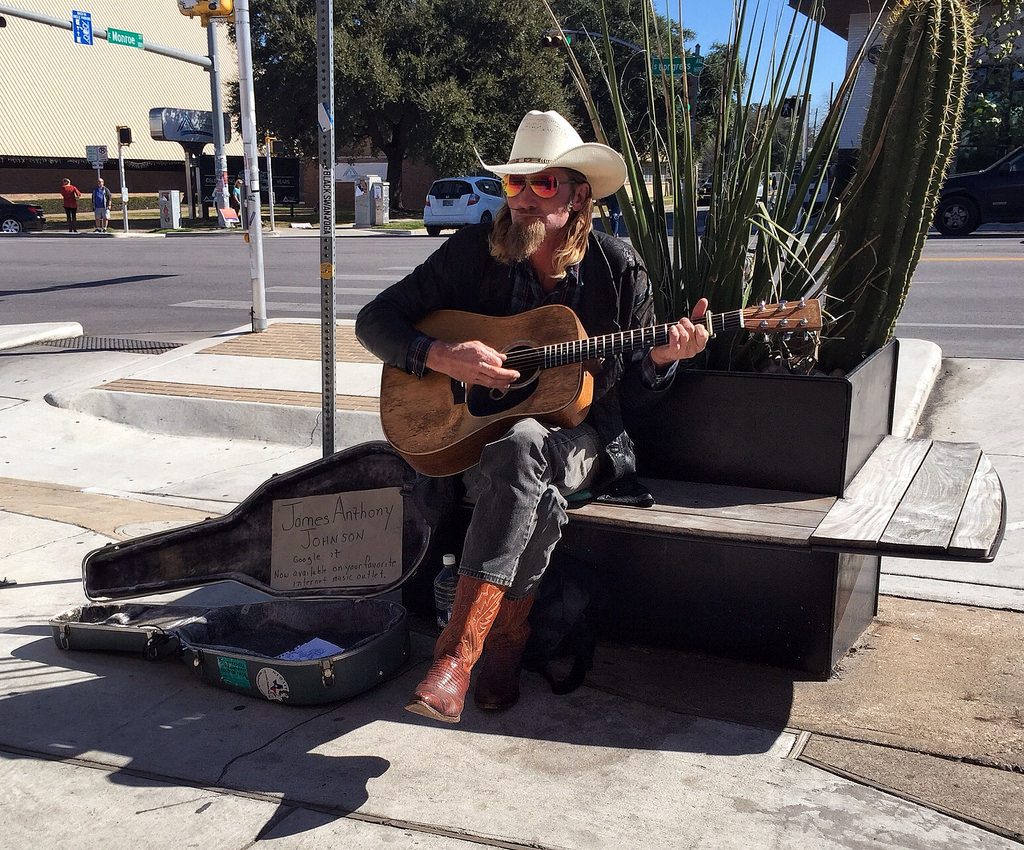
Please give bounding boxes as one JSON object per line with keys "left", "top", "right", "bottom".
{"left": 300, "top": 158, "right": 437, "bottom": 214}
{"left": 0, "top": 0, "right": 243, "bottom": 196}
{"left": 836, "top": 3, "right": 1024, "bottom": 154}
{"left": 837, "top": 13, "right": 883, "bottom": 151}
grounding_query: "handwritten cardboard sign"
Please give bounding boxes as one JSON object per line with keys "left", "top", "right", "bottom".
{"left": 270, "top": 487, "right": 403, "bottom": 591}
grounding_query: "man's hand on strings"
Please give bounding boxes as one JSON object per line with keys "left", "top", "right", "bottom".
{"left": 649, "top": 297, "right": 711, "bottom": 366}
{"left": 427, "top": 340, "right": 520, "bottom": 389}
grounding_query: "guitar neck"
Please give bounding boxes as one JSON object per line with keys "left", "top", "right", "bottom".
{"left": 503, "top": 309, "right": 744, "bottom": 371}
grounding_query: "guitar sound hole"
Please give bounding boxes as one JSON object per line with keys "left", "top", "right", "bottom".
{"left": 467, "top": 345, "right": 540, "bottom": 417}
{"left": 490, "top": 363, "right": 539, "bottom": 401}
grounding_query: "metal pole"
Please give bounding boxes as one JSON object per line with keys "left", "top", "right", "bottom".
{"left": 117, "top": 142, "right": 129, "bottom": 233}
{"left": 265, "top": 134, "right": 276, "bottom": 232}
{"left": 233, "top": 0, "right": 268, "bottom": 332}
{"left": 207, "top": 21, "right": 229, "bottom": 227}
{"left": 193, "top": 160, "right": 203, "bottom": 219}
{"left": 801, "top": 95, "right": 810, "bottom": 173}
{"left": 316, "top": 0, "right": 336, "bottom": 455}
{"left": 183, "top": 153, "right": 194, "bottom": 221}
{"left": 0, "top": 3, "right": 211, "bottom": 67}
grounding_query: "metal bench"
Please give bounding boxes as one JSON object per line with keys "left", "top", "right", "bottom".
{"left": 560, "top": 436, "right": 1005, "bottom": 678}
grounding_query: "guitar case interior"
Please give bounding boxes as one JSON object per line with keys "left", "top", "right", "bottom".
{"left": 50, "top": 442, "right": 445, "bottom": 706}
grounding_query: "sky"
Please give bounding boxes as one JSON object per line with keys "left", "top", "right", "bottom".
{"left": 671, "top": 1, "right": 850, "bottom": 121}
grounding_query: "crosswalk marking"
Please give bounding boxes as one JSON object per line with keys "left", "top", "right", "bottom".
{"left": 172, "top": 300, "right": 371, "bottom": 313}
{"left": 898, "top": 322, "right": 1024, "bottom": 330}
{"left": 266, "top": 286, "right": 380, "bottom": 294}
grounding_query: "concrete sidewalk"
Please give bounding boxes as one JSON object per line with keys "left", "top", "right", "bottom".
{"left": 1, "top": 321, "right": 1022, "bottom": 847}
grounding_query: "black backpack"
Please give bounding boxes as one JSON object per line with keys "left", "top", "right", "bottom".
{"left": 523, "top": 553, "right": 607, "bottom": 695}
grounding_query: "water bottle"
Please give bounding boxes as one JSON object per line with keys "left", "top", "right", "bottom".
{"left": 433, "top": 553, "right": 458, "bottom": 629}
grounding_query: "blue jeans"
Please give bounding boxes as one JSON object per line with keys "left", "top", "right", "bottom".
{"left": 459, "top": 419, "right": 601, "bottom": 599}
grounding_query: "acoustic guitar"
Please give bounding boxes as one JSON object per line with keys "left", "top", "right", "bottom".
{"left": 380, "top": 299, "right": 822, "bottom": 477}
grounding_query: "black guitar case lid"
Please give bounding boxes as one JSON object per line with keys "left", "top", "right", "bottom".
{"left": 51, "top": 442, "right": 445, "bottom": 705}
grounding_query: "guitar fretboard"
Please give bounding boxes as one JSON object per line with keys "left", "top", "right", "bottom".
{"left": 503, "top": 310, "right": 744, "bottom": 371}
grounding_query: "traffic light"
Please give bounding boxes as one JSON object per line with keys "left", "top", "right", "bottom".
{"left": 177, "top": 0, "right": 233, "bottom": 19}
{"left": 539, "top": 31, "right": 572, "bottom": 48}
{"left": 781, "top": 96, "right": 798, "bottom": 118}
{"left": 117, "top": 126, "right": 132, "bottom": 146}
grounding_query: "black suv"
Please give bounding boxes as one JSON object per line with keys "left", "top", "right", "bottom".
{"left": 934, "top": 146, "right": 1024, "bottom": 237}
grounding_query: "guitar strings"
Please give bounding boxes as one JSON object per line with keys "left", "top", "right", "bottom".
{"left": 501, "top": 310, "right": 743, "bottom": 370}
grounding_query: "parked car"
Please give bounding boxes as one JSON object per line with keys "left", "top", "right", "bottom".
{"left": 934, "top": 146, "right": 1024, "bottom": 237}
{"left": 423, "top": 176, "right": 504, "bottom": 236}
{"left": 0, "top": 196, "right": 46, "bottom": 233}
{"left": 696, "top": 177, "right": 713, "bottom": 204}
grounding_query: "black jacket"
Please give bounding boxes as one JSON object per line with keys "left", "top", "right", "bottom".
{"left": 355, "top": 223, "right": 673, "bottom": 488}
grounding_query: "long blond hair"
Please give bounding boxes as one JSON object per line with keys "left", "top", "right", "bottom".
{"left": 550, "top": 196, "right": 594, "bottom": 279}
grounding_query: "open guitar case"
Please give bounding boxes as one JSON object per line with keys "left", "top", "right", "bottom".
{"left": 50, "top": 442, "right": 449, "bottom": 706}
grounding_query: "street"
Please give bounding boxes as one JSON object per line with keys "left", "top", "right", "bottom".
{"left": 0, "top": 228, "right": 1021, "bottom": 357}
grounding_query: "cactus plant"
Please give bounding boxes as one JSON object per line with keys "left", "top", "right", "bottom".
{"left": 819, "top": 0, "right": 975, "bottom": 373}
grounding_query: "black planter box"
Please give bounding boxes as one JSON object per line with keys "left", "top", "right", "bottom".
{"left": 627, "top": 339, "right": 899, "bottom": 497}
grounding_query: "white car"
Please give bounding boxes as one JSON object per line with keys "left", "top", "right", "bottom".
{"left": 423, "top": 176, "right": 505, "bottom": 236}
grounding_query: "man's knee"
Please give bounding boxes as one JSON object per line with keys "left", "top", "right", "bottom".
{"left": 480, "top": 419, "right": 549, "bottom": 469}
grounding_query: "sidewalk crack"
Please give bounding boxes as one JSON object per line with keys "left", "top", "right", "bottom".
{"left": 214, "top": 705, "right": 338, "bottom": 786}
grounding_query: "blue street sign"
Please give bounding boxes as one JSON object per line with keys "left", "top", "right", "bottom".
{"left": 71, "top": 10, "right": 93, "bottom": 45}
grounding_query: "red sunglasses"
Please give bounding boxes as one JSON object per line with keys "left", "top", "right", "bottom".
{"left": 501, "top": 173, "right": 577, "bottom": 199}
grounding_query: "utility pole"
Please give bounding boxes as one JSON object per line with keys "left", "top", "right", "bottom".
{"left": 264, "top": 132, "right": 276, "bottom": 232}
{"left": 316, "top": 0, "right": 336, "bottom": 455}
{"left": 207, "top": 21, "right": 230, "bottom": 227}
{"left": 232, "top": 0, "right": 268, "bottom": 331}
{"left": 116, "top": 133, "right": 129, "bottom": 233}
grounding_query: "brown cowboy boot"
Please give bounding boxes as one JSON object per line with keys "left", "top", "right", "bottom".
{"left": 474, "top": 594, "right": 535, "bottom": 711}
{"left": 405, "top": 576, "right": 505, "bottom": 724}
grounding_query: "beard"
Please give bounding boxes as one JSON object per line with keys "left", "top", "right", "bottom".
{"left": 488, "top": 206, "right": 547, "bottom": 264}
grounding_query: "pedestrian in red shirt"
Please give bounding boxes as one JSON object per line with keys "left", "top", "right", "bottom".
{"left": 60, "top": 178, "right": 81, "bottom": 233}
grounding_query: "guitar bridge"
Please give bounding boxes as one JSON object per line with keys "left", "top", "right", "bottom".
{"left": 450, "top": 379, "right": 466, "bottom": 406}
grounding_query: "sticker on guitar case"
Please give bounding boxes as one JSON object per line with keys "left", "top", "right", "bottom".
{"left": 217, "top": 655, "right": 249, "bottom": 689}
{"left": 256, "top": 667, "right": 290, "bottom": 702}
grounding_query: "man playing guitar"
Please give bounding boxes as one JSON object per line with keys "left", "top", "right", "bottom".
{"left": 356, "top": 110, "right": 709, "bottom": 724}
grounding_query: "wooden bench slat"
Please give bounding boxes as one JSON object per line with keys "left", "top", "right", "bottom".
{"left": 948, "top": 454, "right": 1003, "bottom": 559}
{"left": 640, "top": 479, "right": 834, "bottom": 529}
{"left": 810, "top": 436, "right": 930, "bottom": 549}
{"left": 568, "top": 502, "right": 816, "bottom": 546}
{"left": 879, "top": 441, "right": 981, "bottom": 552}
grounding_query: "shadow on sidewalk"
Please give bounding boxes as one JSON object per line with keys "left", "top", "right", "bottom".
{"left": 2, "top": 618, "right": 795, "bottom": 838}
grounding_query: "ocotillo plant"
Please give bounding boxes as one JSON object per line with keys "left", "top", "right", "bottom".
{"left": 819, "top": 0, "right": 974, "bottom": 373}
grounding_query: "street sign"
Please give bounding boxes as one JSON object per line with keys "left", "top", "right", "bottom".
{"left": 85, "top": 145, "right": 108, "bottom": 166}
{"left": 651, "top": 55, "right": 704, "bottom": 77}
{"left": 71, "top": 10, "right": 92, "bottom": 45}
{"left": 107, "top": 27, "right": 143, "bottom": 48}
{"left": 651, "top": 56, "right": 683, "bottom": 77}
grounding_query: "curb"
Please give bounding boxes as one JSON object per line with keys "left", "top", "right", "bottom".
{"left": 47, "top": 386, "right": 385, "bottom": 449}
{"left": 892, "top": 339, "right": 942, "bottom": 439}
{"left": 0, "top": 322, "right": 84, "bottom": 352}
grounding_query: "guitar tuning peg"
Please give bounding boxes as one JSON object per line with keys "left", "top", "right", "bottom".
{"left": 779, "top": 299, "right": 788, "bottom": 309}
{"left": 778, "top": 318, "right": 789, "bottom": 328}
{"left": 799, "top": 318, "right": 809, "bottom": 327}
{"left": 759, "top": 319, "right": 769, "bottom": 329}
{"left": 758, "top": 300, "right": 766, "bottom": 311}
{"left": 799, "top": 298, "right": 806, "bottom": 308}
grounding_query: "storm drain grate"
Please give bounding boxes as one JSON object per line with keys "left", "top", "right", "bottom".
{"left": 40, "top": 336, "right": 183, "bottom": 354}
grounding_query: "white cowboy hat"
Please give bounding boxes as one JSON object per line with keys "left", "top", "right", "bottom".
{"left": 481, "top": 110, "right": 627, "bottom": 199}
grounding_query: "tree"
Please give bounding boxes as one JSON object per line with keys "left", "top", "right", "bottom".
{"left": 955, "top": 0, "right": 1024, "bottom": 170}
{"left": 241, "top": 0, "right": 565, "bottom": 209}
{"left": 543, "top": 0, "right": 695, "bottom": 158}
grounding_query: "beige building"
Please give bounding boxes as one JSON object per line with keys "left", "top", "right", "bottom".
{"left": 0, "top": 0, "right": 242, "bottom": 197}
{"left": 794, "top": 0, "right": 1024, "bottom": 172}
